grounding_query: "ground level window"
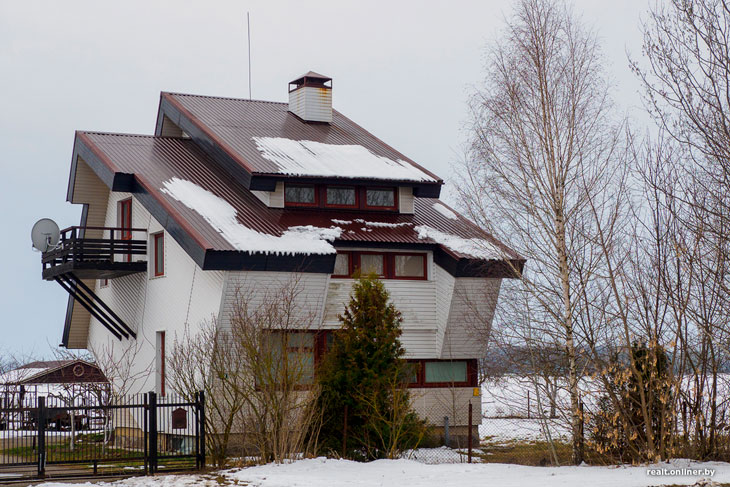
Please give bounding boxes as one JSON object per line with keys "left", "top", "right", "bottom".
{"left": 267, "top": 332, "right": 316, "bottom": 385}
{"left": 425, "top": 361, "right": 467, "bottom": 384}
{"left": 406, "top": 359, "right": 477, "bottom": 388}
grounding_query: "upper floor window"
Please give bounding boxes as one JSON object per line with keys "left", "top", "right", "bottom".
{"left": 284, "top": 184, "right": 317, "bottom": 206}
{"left": 118, "top": 198, "right": 132, "bottom": 239}
{"left": 326, "top": 186, "right": 357, "bottom": 208}
{"left": 152, "top": 232, "right": 165, "bottom": 277}
{"left": 365, "top": 187, "right": 396, "bottom": 209}
{"left": 284, "top": 183, "right": 397, "bottom": 211}
{"left": 332, "top": 251, "right": 427, "bottom": 280}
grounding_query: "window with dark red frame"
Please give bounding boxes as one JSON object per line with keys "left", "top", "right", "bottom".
{"left": 273, "top": 331, "right": 477, "bottom": 389}
{"left": 284, "top": 184, "right": 318, "bottom": 207}
{"left": 406, "top": 359, "right": 478, "bottom": 388}
{"left": 117, "top": 198, "right": 132, "bottom": 262}
{"left": 325, "top": 186, "right": 357, "bottom": 208}
{"left": 331, "top": 251, "right": 427, "bottom": 280}
{"left": 283, "top": 183, "right": 397, "bottom": 211}
{"left": 364, "top": 187, "right": 397, "bottom": 210}
{"left": 153, "top": 232, "right": 164, "bottom": 277}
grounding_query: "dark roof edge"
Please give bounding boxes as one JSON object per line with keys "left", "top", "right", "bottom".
{"left": 160, "top": 93, "right": 257, "bottom": 179}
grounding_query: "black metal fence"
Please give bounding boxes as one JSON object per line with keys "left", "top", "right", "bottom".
{"left": 0, "top": 391, "right": 205, "bottom": 480}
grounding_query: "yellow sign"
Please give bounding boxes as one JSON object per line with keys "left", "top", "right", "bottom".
{"left": 473, "top": 387, "right": 480, "bottom": 397}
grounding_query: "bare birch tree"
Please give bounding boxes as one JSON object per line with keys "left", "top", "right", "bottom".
{"left": 457, "top": 0, "right": 626, "bottom": 463}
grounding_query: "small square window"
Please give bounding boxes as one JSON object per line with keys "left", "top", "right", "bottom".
{"left": 333, "top": 253, "right": 350, "bottom": 277}
{"left": 285, "top": 185, "right": 316, "bottom": 205}
{"left": 326, "top": 187, "right": 356, "bottom": 207}
{"left": 366, "top": 188, "right": 395, "bottom": 208}
{"left": 360, "top": 254, "right": 385, "bottom": 277}
{"left": 394, "top": 254, "right": 425, "bottom": 278}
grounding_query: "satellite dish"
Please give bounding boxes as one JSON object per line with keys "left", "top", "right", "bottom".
{"left": 31, "top": 218, "right": 60, "bottom": 252}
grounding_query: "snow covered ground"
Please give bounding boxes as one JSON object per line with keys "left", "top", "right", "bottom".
{"left": 31, "top": 457, "right": 730, "bottom": 487}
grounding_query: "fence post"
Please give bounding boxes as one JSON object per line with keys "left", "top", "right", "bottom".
{"left": 342, "top": 404, "right": 348, "bottom": 457}
{"left": 199, "top": 391, "right": 206, "bottom": 469}
{"left": 143, "top": 393, "right": 149, "bottom": 475}
{"left": 527, "top": 391, "right": 531, "bottom": 419}
{"left": 468, "top": 403, "right": 473, "bottom": 463}
{"left": 444, "top": 416, "right": 450, "bottom": 447}
{"left": 37, "top": 396, "right": 46, "bottom": 478}
{"left": 148, "top": 391, "right": 158, "bottom": 474}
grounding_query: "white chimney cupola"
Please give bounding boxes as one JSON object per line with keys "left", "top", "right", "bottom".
{"left": 288, "top": 71, "right": 332, "bottom": 123}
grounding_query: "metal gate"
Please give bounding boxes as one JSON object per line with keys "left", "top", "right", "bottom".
{"left": 0, "top": 391, "right": 205, "bottom": 480}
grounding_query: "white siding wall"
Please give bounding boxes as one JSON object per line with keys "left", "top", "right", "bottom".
{"left": 87, "top": 191, "right": 225, "bottom": 394}
{"left": 410, "top": 387, "right": 481, "bottom": 427}
{"left": 217, "top": 271, "right": 329, "bottom": 332}
{"left": 66, "top": 157, "right": 110, "bottom": 348}
{"left": 398, "top": 186, "right": 415, "bottom": 214}
{"left": 441, "top": 278, "right": 501, "bottom": 359}
{"left": 251, "top": 182, "right": 284, "bottom": 208}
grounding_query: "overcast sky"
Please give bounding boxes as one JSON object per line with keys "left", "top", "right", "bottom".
{"left": 0, "top": 0, "right": 652, "bottom": 358}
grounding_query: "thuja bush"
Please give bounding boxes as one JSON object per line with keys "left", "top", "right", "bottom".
{"left": 588, "top": 342, "right": 675, "bottom": 463}
{"left": 315, "top": 274, "right": 425, "bottom": 460}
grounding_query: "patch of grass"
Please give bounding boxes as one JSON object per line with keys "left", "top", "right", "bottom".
{"left": 3, "top": 438, "right": 140, "bottom": 462}
{"left": 476, "top": 439, "right": 573, "bottom": 466}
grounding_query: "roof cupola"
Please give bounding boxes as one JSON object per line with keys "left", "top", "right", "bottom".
{"left": 288, "top": 71, "right": 332, "bottom": 123}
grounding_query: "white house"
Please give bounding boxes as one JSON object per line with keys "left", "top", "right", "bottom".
{"left": 43, "top": 71, "right": 524, "bottom": 443}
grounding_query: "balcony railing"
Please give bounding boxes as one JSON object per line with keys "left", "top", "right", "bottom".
{"left": 41, "top": 226, "right": 148, "bottom": 280}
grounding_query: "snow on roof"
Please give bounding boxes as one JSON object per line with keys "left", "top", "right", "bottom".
{"left": 414, "top": 225, "right": 505, "bottom": 260}
{"left": 353, "top": 219, "right": 413, "bottom": 228}
{"left": 161, "top": 177, "right": 341, "bottom": 255}
{"left": 0, "top": 368, "right": 46, "bottom": 384}
{"left": 252, "top": 137, "right": 438, "bottom": 182}
{"left": 432, "top": 202, "right": 458, "bottom": 220}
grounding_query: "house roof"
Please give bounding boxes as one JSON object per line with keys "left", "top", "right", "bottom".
{"left": 157, "top": 93, "right": 443, "bottom": 190}
{"left": 292, "top": 71, "right": 332, "bottom": 81}
{"left": 71, "top": 131, "right": 523, "bottom": 276}
{"left": 0, "top": 360, "right": 107, "bottom": 385}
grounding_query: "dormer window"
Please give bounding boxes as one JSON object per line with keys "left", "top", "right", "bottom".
{"left": 365, "top": 187, "right": 396, "bottom": 210}
{"left": 326, "top": 186, "right": 357, "bottom": 208}
{"left": 284, "top": 183, "right": 398, "bottom": 211}
{"left": 285, "top": 184, "right": 317, "bottom": 206}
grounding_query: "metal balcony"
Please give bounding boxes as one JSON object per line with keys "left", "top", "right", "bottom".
{"left": 41, "top": 226, "right": 145, "bottom": 341}
{"left": 41, "top": 226, "right": 147, "bottom": 281}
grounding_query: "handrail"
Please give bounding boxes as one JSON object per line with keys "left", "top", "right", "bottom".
{"left": 59, "top": 226, "right": 148, "bottom": 242}
{"left": 60, "top": 225, "right": 148, "bottom": 233}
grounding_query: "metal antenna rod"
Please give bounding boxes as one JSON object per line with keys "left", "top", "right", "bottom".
{"left": 247, "top": 12, "right": 252, "bottom": 100}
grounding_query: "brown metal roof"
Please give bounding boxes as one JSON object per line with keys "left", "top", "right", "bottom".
{"left": 162, "top": 92, "right": 443, "bottom": 184}
{"left": 79, "top": 132, "right": 521, "bottom": 262}
{"left": 291, "top": 71, "right": 332, "bottom": 82}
